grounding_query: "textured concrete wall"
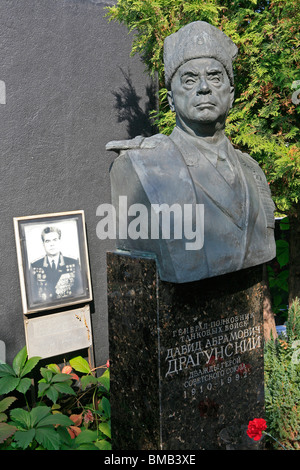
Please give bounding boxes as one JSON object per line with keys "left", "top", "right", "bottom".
{"left": 0, "top": 0, "right": 156, "bottom": 365}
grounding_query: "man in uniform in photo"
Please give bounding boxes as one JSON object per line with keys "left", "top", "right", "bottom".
{"left": 30, "top": 226, "right": 83, "bottom": 303}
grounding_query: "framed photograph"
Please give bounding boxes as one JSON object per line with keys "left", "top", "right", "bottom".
{"left": 14, "top": 210, "right": 93, "bottom": 314}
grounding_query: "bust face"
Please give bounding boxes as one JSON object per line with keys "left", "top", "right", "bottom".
{"left": 43, "top": 231, "right": 61, "bottom": 257}
{"left": 168, "top": 57, "right": 234, "bottom": 136}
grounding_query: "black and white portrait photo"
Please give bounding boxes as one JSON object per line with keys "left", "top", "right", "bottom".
{"left": 14, "top": 211, "right": 92, "bottom": 314}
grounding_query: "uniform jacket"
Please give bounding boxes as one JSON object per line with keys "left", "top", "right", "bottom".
{"left": 30, "top": 253, "right": 83, "bottom": 303}
{"left": 109, "top": 127, "right": 276, "bottom": 283}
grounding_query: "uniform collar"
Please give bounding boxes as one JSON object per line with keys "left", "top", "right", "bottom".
{"left": 171, "top": 126, "right": 235, "bottom": 168}
{"left": 43, "top": 253, "right": 65, "bottom": 267}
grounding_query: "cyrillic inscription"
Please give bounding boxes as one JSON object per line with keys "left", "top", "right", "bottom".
{"left": 164, "top": 312, "right": 261, "bottom": 398}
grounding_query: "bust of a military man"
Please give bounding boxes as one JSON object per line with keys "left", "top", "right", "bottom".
{"left": 106, "top": 21, "right": 276, "bottom": 283}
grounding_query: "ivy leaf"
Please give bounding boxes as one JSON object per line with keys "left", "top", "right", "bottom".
{"left": 13, "top": 428, "right": 36, "bottom": 450}
{"left": 0, "top": 363, "right": 15, "bottom": 378}
{"left": 99, "top": 421, "right": 111, "bottom": 439}
{"left": 0, "top": 422, "right": 17, "bottom": 444}
{"left": 46, "top": 364, "right": 61, "bottom": 374}
{"left": 56, "top": 426, "right": 74, "bottom": 448}
{"left": 276, "top": 270, "right": 289, "bottom": 292}
{"left": 16, "top": 378, "right": 32, "bottom": 395}
{"left": 37, "top": 414, "right": 73, "bottom": 428}
{"left": 10, "top": 408, "right": 31, "bottom": 430}
{"left": 279, "top": 217, "right": 290, "bottom": 231}
{"left": 101, "top": 397, "right": 111, "bottom": 420}
{"left": 45, "top": 387, "right": 59, "bottom": 404}
{"left": 52, "top": 382, "right": 76, "bottom": 396}
{"left": 76, "top": 443, "right": 100, "bottom": 450}
{"left": 38, "top": 381, "right": 50, "bottom": 396}
{"left": 0, "top": 413, "right": 7, "bottom": 423}
{"left": 0, "top": 376, "right": 20, "bottom": 395}
{"left": 81, "top": 374, "right": 98, "bottom": 390}
{"left": 40, "top": 367, "right": 53, "bottom": 382}
{"left": 95, "top": 439, "right": 112, "bottom": 450}
{"left": 98, "top": 369, "right": 110, "bottom": 392}
{"left": 75, "top": 429, "right": 98, "bottom": 445}
{"left": 276, "top": 240, "right": 289, "bottom": 268}
{"left": 51, "top": 373, "right": 73, "bottom": 383}
{"left": 20, "top": 356, "right": 41, "bottom": 378}
{"left": 30, "top": 406, "right": 52, "bottom": 428}
{"left": 12, "top": 346, "right": 27, "bottom": 377}
{"left": 69, "top": 356, "right": 91, "bottom": 374}
{"left": 0, "top": 397, "right": 17, "bottom": 413}
{"left": 35, "top": 426, "right": 61, "bottom": 450}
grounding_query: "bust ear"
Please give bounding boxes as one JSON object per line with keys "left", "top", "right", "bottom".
{"left": 167, "top": 91, "right": 175, "bottom": 112}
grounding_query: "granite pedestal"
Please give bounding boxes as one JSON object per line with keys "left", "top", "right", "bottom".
{"left": 107, "top": 251, "right": 265, "bottom": 450}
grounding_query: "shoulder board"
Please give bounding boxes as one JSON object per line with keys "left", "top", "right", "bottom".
{"left": 235, "top": 148, "right": 259, "bottom": 167}
{"left": 106, "top": 134, "right": 168, "bottom": 153}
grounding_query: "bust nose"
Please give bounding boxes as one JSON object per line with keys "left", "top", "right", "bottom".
{"left": 197, "top": 77, "right": 211, "bottom": 94}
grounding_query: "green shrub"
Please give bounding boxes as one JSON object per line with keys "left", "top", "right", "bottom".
{"left": 0, "top": 347, "right": 110, "bottom": 450}
{"left": 264, "top": 298, "right": 300, "bottom": 450}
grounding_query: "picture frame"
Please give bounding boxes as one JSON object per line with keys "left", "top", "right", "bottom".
{"left": 14, "top": 210, "right": 93, "bottom": 314}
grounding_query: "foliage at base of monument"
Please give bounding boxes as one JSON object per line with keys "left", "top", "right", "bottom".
{"left": 267, "top": 217, "right": 289, "bottom": 318}
{"left": 264, "top": 298, "right": 300, "bottom": 450}
{"left": 0, "top": 347, "right": 110, "bottom": 450}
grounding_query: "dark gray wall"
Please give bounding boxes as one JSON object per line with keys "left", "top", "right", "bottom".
{"left": 0, "top": 0, "right": 156, "bottom": 365}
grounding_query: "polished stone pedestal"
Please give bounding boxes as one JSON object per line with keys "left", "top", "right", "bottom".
{"left": 107, "top": 251, "right": 265, "bottom": 450}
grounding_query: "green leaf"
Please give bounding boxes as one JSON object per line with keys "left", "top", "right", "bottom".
{"left": 51, "top": 403, "right": 61, "bottom": 411}
{"left": 95, "top": 439, "right": 112, "bottom": 450}
{"left": 30, "top": 406, "right": 52, "bottom": 427}
{"left": 0, "top": 363, "right": 15, "bottom": 378}
{"left": 276, "top": 239, "right": 289, "bottom": 249}
{"left": 100, "top": 368, "right": 110, "bottom": 380}
{"left": 20, "top": 356, "right": 41, "bottom": 378}
{"left": 276, "top": 239, "right": 289, "bottom": 268}
{"left": 46, "top": 364, "right": 61, "bottom": 374}
{"left": 98, "top": 370, "right": 110, "bottom": 392}
{"left": 0, "top": 376, "right": 20, "bottom": 395}
{"left": 10, "top": 408, "right": 31, "bottom": 430}
{"left": 276, "top": 270, "right": 289, "bottom": 292}
{"left": 0, "top": 397, "right": 17, "bottom": 413}
{"left": 40, "top": 367, "right": 53, "bottom": 382}
{"left": 81, "top": 374, "right": 98, "bottom": 390}
{"left": 53, "top": 382, "right": 76, "bottom": 395}
{"left": 101, "top": 397, "right": 111, "bottom": 419}
{"left": 99, "top": 421, "right": 111, "bottom": 439}
{"left": 16, "top": 377, "right": 32, "bottom": 395}
{"left": 51, "top": 373, "right": 73, "bottom": 383}
{"left": 69, "top": 356, "right": 91, "bottom": 374}
{"left": 38, "top": 381, "right": 50, "bottom": 396}
{"left": 279, "top": 217, "right": 290, "bottom": 231}
{"left": 0, "top": 422, "right": 17, "bottom": 444}
{"left": 76, "top": 443, "right": 100, "bottom": 450}
{"left": 75, "top": 429, "right": 98, "bottom": 445}
{"left": 12, "top": 346, "right": 27, "bottom": 377}
{"left": 45, "top": 386, "right": 59, "bottom": 404}
{"left": 35, "top": 426, "right": 61, "bottom": 450}
{"left": 0, "top": 413, "right": 7, "bottom": 423}
{"left": 273, "top": 294, "right": 283, "bottom": 307}
{"left": 13, "top": 428, "right": 35, "bottom": 449}
{"left": 37, "top": 414, "right": 73, "bottom": 428}
{"left": 56, "top": 426, "right": 74, "bottom": 447}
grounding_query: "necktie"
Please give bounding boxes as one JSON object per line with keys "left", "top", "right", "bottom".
{"left": 51, "top": 260, "right": 55, "bottom": 270}
{"left": 217, "top": 150, "right": 235, "bottom": 185}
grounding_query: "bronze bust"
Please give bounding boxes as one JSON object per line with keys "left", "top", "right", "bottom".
{"left": 106, "top": 21, "right": 276, "bottom": 283}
